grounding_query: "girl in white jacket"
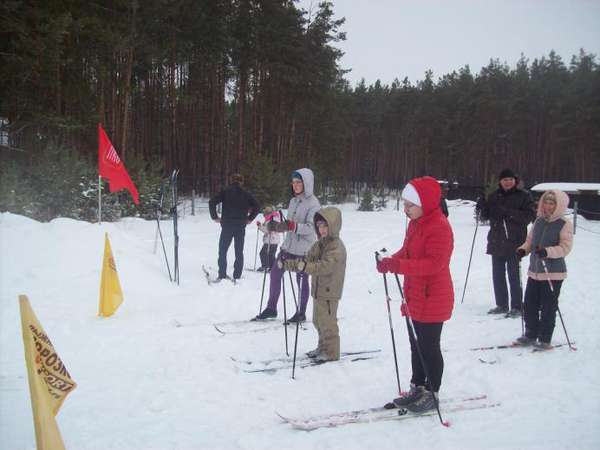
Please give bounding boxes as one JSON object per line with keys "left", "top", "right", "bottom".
{"left": 256, "top": 206, "right": 280, "bottom": 271}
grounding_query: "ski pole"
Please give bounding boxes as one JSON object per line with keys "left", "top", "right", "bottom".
{"left": 155, "top": 183, "right": 172, "bottom": 282}
{"left": 392, "top": 273, "right": 449, "bottom": 427}
{"left": 153, "top": 222, "right": 159, "bottom": 254}
{"left": 171, "top": 169, "right": 180, "bottom": 285}
{"left": 267, "top": 242, "right": 273, "bottom": 269}
{"left": 517, "top": 257, "right": 524, "bottom": 336}
{"left": 292, "top": 272, "right": 302, "bottom": 379}
{"left": 258, "top": 259, "right": 268, "bottom": 315}
{"left": 156, "top": 212, "right": 172, "bottom": 282}
{"left": 375, "top": 250, "right": 402, "bottom": 396}
{"left": 152, "top": 182, "right": 164, "bottom": 255}
{"left": 282, "top": 270, "right": 289, "bottom": 356}
{"left": 254, "top": 226, "right": 259, "bottom": 270}
{"left": 258, "top": 229, "right": 274, "bottom": 313}
{"left": 287, "top": 270, "right": 299, "bottom": 310}
{"left": 460, "top": 212, "right": 479, "bottom": 304}
{"left": 539, "top": 258, "right": 576, "bottom": 351}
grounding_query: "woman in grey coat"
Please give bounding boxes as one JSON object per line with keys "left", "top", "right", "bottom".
{"left": 254, "top": 168, "right": 321, "bottom": 323}
{"left": 514, "top": 189, "right": 573, "bottom": 349}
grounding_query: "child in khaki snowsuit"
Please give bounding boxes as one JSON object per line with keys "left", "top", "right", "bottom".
{"left": 283, "top": 206, "right": 346, "bottom": 361}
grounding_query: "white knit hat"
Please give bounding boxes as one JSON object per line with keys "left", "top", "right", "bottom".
{"left": 401, "top": 182, "right": 422, "bottom": 207}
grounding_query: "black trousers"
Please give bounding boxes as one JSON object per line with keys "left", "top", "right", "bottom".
{"left": 524, "top": 278, "right": 562, "bottom": 343}
{"left": 217, "top": 224, "right": 245, "bottom": 279}
{"left": 259, "top": 243, "right": 278, "bottom": 269}
{"left": 408, "top": 321, "right": 444, "bottom": 393}
{"left": 492, "top": 254, "right": 523, "bottom": 310}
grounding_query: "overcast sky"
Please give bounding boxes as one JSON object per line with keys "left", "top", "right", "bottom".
{"left": 299, "top": 0, "right": 600, "bottom": 87}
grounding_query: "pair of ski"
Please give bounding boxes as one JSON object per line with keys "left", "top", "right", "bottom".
{"left": 202, "top": 265, "right": 237, "bottom": 285}
{"left": 494, "top": 313, "right": 522, "bottom": 320}
{"left": 277, "top": 394, "right": 499, "bottom": 430}
{"left": 214, "top": 318, "right": 308, "bottom": 335}
{"left": 202, "top": 265, "right": 260, "bottom": 285}
{"left": 470, "top": 341, "right": 576, "bottom": 352}
{"left": 235, "top": 350, "right": 382, "bottom": 373}
{"left": 155, "top": 169, "right": 180, "bottom": 284}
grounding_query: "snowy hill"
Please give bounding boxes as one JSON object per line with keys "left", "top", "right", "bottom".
{"left": 1, "top": 200, "right": 599, "bottom": 450}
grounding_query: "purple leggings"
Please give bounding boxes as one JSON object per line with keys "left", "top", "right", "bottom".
{"left": 266, "top": 251, "right": 310, "bottom": 314}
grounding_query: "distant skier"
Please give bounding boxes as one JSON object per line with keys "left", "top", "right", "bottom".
{"left": 209, "top": 173, "right": 260, "bottom": 281}
{"left": 283, "top": 206, "right": 347, "bottom": 362}
{"left": 514, "top": 189, "right": 573, "bottom": 350}
{"left": 439, "top": 180, "right": 449, "bottom": 217}
{"left": 377, "top": 176, "right": 454, "bottom": 413}
{"left": 256, "top": 206, "right": 280, "bottom": 272}
{"left": 254, "top": 168, "right": 321, "bottom": 323}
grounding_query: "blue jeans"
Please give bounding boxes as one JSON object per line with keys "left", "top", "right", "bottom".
{"left": 217, "top": 224, "right": 245, "bottom": 279}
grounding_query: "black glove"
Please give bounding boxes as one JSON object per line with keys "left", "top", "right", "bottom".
{"left": 516, "top": 248, "right": 526, "bottom": 260}
{"left": 475, "top": 197, "right": 485, "bottom": 211}
{"left": 475, "top": 197, "right": 488, "bottom": 220}
{"left": 534, "top": 247, "right": 548, "bottom": 258}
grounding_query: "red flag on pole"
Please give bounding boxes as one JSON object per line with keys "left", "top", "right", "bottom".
{"left": 98, "top": 123, "right": 139, "bottom": 205}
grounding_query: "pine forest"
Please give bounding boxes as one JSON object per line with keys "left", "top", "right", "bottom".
{"left": 1, "top": 0, "right": 599, "bottom": 220}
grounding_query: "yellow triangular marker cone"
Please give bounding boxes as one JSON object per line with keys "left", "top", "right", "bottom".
{"left": 19, "top": 295, "right": 77, "bottom": 450}
{"left": 99, "top": 232, "right": 124, "bottom": 317}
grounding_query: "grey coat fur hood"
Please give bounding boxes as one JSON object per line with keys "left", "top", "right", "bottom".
{"left": 281, "top": 168, "right": 321, "bottom": 256}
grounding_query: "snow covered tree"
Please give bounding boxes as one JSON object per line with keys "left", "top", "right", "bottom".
{"left": 358, "top": 190, "right": 374, "bottom": 211}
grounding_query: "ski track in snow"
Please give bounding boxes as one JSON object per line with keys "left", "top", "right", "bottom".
{"left": 1, "top": 200, "right": 599, "bottom": 449}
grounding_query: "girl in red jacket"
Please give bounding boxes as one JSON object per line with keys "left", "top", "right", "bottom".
{"left": 377, "top": 176, "right": 454, "bottom": 413}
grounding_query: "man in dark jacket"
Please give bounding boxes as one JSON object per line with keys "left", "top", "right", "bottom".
{"left": 477, "top": 168, "right": 535, "bottom": 316}
{"left": 209, "top": 174, "right": 260, "bottom": 280}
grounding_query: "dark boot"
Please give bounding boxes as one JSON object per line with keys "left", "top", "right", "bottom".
{"left": 393, "top": 384, "right": 425, "bottom": 408}
{"left": 406, "top": 390, "right": 438, "bottom": 413}
{"left": 253, "top": 308, "right": 277, "bottom": 321}
{"left": 285, "top": 312, "right": 306, "bottom": 324}
{"left": 487, "top": 306, "right": 508, "bottom": 314}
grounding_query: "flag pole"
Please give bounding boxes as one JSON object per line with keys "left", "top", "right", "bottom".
{"left": 98, "top": 176, "right": 102, "bottom": 225}
{"left": 98, "top": 122, "right": 102, "bottom": 225}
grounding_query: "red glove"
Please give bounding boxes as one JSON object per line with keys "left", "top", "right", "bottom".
{"left": 287, "top": 220, "right": 297, "bottom": 232}
{"left": 376, "top": 257, "right": 392, "bottom": 273}
{"left": 256, "top": 220, "right": 261, "bottom": 226}
{"left": 400, "top": 303, "right": 409, "bottom": 316}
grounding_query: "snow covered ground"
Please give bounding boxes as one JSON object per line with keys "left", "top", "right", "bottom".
{"left": 1, "top": 199, "right": 599, "bottom": 450}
